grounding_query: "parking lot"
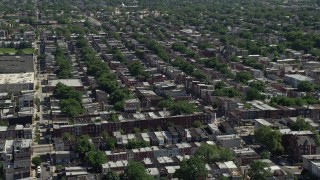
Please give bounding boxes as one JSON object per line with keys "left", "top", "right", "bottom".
{"left": 36, "top": 162, "right": 53, "bottom": 180}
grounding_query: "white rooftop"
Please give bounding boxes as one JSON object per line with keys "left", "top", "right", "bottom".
{"left": 285, "top": 74, "right": 314, "bottom": 81}
{"left": 49, "top": 79, "right": 83, "bottom": 87}
{"left": 0, "top": 73, "right": 34, "bottom": 84}
{"left": 255, "top": 119, "right": 272, "bottom": 126}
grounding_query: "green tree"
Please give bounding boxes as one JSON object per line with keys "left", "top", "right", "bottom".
{"left": 249, "top": 161, "right": 271, "bottom": 180}
{"left": 291, "top": 118, "right": 313, "bottom": 131}
{"left": 76, "top": 37, "right": 88, "bottom": 48}
{"left": 127, "top": 62, "right": 148, "bottom": 78}
{"left": 298, "top": 81, "right": 316, "bottom": 92}
{"left": 53, "top": 83, "right": 82, "bottom": 102}
{"left": 191, "top": 70, "right": 208, "bottom": 81}
{"left": 106, "top": 137, "right": 116, "bottom": 150}
{"left": 213, "top": 88, "right": 241, "bottom": 98}
{"left": 62, "top": 132, "right": 74, "bottom": 141}
{"left": 104, "top": 171, "right": 119, "bottom": 180}
{"left": 215, "top": 81, "right": 225, "bottom": 90}
{"left": 109, "top": 113, "right": 119, "bottom": 122}
{"left": 246, "top": 88, "right": 266, "bottom": 101}
{"left": 109, "top": 89, "right": 130, "bottom": 105}
{"left": 132, "top": 127, "right": 141, "bottom": 134}
{"left": 174, "top": 157, "right": 207, "bottom": 180}
{"left": 255, "top": 126, "right": 283, "bottom": 153}
{"left": 123, "top": 161, "right": 153, "bottom": 180}
{"left": 192, "top": 121, "right": 203, "bottom": 128}
{"left": 75, "top": 135, "right": 94, "bottom": 155}
{"left": 235, "top": 71, "right": 253, "bottom": 83}
{"left": 84, "top": 150, "right": 107, "bottom": 172}
{"left": 218, "top": 176, "right": 231, "bottom": 180}
{"left": 249, "top": 81, "right": 266, "bottom": 92}
{"left": 260, "top": 151, "right": 270, "bottom": 159}
{"left": 290, "top": 118, "right": 320, "bottom": 145}
{"left": 60, "top": 98, "right": 84, "bottom": 117}
{"left": 195, "top": 144, "right": 233, "bottom": 163}
{"left": 159, "top": 100, "right": 197, "bottom": 115}
{"left": 127, "top": 139, "right": 149, "bottom": 149}
{"left": 32, "top": 156, "right": 42, "bottom": 167}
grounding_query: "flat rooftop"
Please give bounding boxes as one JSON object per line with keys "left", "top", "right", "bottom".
{"left": 49, "top": 79, "right": 83, "bottom": 87}
{"left": 285, "top": 74, "right": 314, "bottom": 81}
{"left": 0, "top": 73, "right": 34, "bottom": 84}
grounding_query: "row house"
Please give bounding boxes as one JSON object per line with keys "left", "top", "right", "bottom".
{"left": 167, "top": 127, "right": 179, "bottom": 144}
{"left": 2, "top": 139, "right": 32, "bottom": 180}
{"left": 163, "top": 66, "right": 183, "bottom": 81}
{"left": 184, "top": 78, "right": 214, "bottom": 99}
{"left": 188, "top": 128, "right": 209, "bottom": 142}
{"left": 106, "top": 39, "right": 124, "bottom": 49}
{"left": 150, "top": 73, "right": 166, "bottom": 84}
{"left": 105, "top": 142, "right": 201, "bottom": 163}
{"left": 233, "top": 148, "right": 261, "bottom": 166}
{"left": 217, "top": 97, "right": 241, "bottom": 117}
{"left": 144, "top": 53, "right": 161, "bottom": 68}
{"left": 0, "top": 125, "right": 32, "bottom": 139}
{"left": 109, "top": 61, "right": 123, "bottom": 70}
{"left": 230, "top": 104, "right": 320, "bottom": 120}
{"left": 286, "top": 49, "right": 302, "bottom": 59}
{"left": 117, "top": 68, "right": 138, "bottom": 87}
{"left": 216, "top": 134, "right": 242, "bottom": 148}
{"left": 102, "top": 160, "right": 129, "bottom": 173}
{"left": 106, "top": 150, "right": 128, "bottom": 162}
{"left": 221, "top": 45, "right": 248, "bottom": 59}
{"left": 53, "top": 112, "right": 213, "bottom": 137}
{"left": 130, "top": 125, "right": 217, "bottom": 147}
{"left": 124, "top": 99, "right": 141, "bottom": 113}
{"left": 92, "top": 39, "right": 108, "bottom": 53}
{"left": 302, "top": 155, "right": 320, "bottom": 178}
{"left": 129, "top": 147, "right": 155, "bottom": 161}
{"left": 135, "top": 89, "right": 162, "bottom": 108}
{"left": 282, "top": 131, "right": 320, "bottom": 162}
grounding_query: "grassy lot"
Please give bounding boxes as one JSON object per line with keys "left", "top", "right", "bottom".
{"left": 0, "top": 48, "right": 34, "bottom": 54}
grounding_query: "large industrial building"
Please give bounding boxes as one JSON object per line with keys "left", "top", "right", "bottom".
{"left": 0, "top": 55, "right": 34, "bottom": 73}
{"left": 0, "top": 73, "right": 34, "bottom": 93}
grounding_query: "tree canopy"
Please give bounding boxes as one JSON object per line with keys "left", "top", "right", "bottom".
{"left": 255, "top": 126, "right": 283, "bottom": 154}
{"left": 127, "top": 61, "right": 150, "bottom": 79}
{"left": 76, "top": 37, "right": 130, "bottom": 111}
{"left": 235, "top": 71, "right": 253, "bottom": 83}
{"left": 75, "top": 135, "right": 95, "bottom": 155}
{"left": 127, "top": 139, "right": 149, "bottom": 149}
{"left": 246, "top": 87, "right": 266, "bottom": 101}
{"left": 54, "top": 47, "right": 72, "bottom": 79}
{"left": 53, "top": 82, "right": 84, "bottom": 117}
{"left": 290, "top": 118, "right": 320, "bottom": 145}
{"left": 213, "top": 87, "right": 241, "bottom": 98}
{"left": 174, "top": 157, "right": 208, "bottom": 180}
{"left": 194, "top": 144, "right": 233, "bottom": 163}
{"left": 171, "top": 42, "right": 198, "bottom": 58}
{"left": 298, "top": 81, "right": 318, "bottom": 92}
{"left": 85, "top": 150, "right": 107, "bottom": 172}
{"left": 159, "top": 100, "right": 197, "bottom": 115}
{"left": 53, "top": 82, "right": 82, "bottom": 102}
{"left": 103, "top": 171, "right": 120, "bottom": 180}
{"left": 32, "top": 156, "right": 42, "bottom": 167}
{"left": 123, "top": 161, "right": 153, "bottom": 180}
{"left": 270, "top": 96, "right": 320, "bottom": 107}
{"left": 249, "top": 160, "right": 271, "bottom": 180}
{"left": 60, "top": 98, "right": 84, "bottom": 117}
{"left": 291, "top": 118, "right": 314, "bottom": 131}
